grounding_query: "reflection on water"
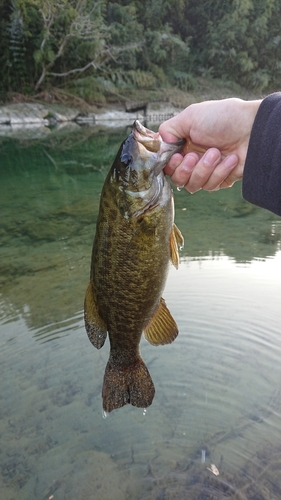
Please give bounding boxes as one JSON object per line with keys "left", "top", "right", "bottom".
{"left": 1, "top": 125, "right": 281, "bottom": 499}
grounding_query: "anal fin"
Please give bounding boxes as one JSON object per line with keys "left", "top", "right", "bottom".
{"left": 144, "top": 297, "right": 178, "bottom": 346}
{"left": 84, "top": 282, "right": 107, "bottom": 349}
{"left": 170, "top": 223, "right": 184, "bottom": 269}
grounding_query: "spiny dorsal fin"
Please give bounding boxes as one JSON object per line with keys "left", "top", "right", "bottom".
{"left": 170, "top": 223, "right": 184, "bottom": 269}
{"left": 84, "top": 282, "right": 107, "bottom": 349}
{"left": 144, "top": 298, "right": 178, "bottom": 346}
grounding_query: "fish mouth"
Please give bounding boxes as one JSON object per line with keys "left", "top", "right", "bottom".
{"left": 133, "top": 120, "right": 162, "bottom": 153}
{"left": 133, "top": 120, "right": 185, "bottom": 168}
{"left": 132, "top": 120, "right": 186, "bottom": 175}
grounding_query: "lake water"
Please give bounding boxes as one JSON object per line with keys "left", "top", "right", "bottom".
{"left": 1, "top": 122, "right": 281, "bottom": 500}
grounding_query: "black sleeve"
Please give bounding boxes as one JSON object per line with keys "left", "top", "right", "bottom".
{"left": 242, "top": 92, "right": 281, "bottom": 216}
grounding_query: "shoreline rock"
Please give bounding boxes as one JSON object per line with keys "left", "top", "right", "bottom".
{"left": 0, "top": 102, "right": 80, "bottom": 125}
{"left": 0, "top": 102, "right": 177, "bottom": 140}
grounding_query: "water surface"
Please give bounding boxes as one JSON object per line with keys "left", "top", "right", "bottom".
{"left": 1, "top": 124, "right": 281, "bottom": 499}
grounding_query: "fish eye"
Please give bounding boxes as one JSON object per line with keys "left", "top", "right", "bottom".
{"left": 121, "top": 152, "right": 132, "bottom": 166}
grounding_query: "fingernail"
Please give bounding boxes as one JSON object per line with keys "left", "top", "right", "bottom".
{"left": 188, "top": 188, "right": 201, "bottom": 195}
{"left": 203, "top": 149, "right": 220, "bottom": 167}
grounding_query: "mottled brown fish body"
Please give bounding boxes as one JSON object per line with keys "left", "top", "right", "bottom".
{"left": 84, "top": 121, "right": 184, "bottom": 413}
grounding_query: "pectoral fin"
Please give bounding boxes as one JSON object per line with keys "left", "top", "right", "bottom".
{"left": 170, "top": 223, "right": 184, "bottom": 269}
{"left": 84, "top": 282, "right": 107, "bottom": 349}
{"left": 144, "top": 298, "right": 178, "bottom": 346}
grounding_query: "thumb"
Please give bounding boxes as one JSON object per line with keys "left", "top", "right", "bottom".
{"left": 159, "top": 111, "right": 191, "bottom": 143}
{"left": 158, "top": 126, "right": 179, "bottom": 143}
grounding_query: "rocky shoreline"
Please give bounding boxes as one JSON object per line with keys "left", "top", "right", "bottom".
{"left": 0, "top": 102, "right": 178, "bottom": 140}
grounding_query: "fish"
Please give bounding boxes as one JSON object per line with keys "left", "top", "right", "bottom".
{"left": 84, "top": 120, "right": 185, "bottom": 413}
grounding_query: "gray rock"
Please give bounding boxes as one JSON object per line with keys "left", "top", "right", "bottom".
{"left": 0, "top": 103, "right": 80, "bottom": 126}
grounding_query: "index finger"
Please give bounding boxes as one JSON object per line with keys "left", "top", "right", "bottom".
{"left": 164, "top": 152, "right": 184, "bottom": 176}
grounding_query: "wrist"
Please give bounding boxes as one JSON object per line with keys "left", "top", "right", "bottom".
{"left": 243, "top": 99, "right": 262, "bottom": 133}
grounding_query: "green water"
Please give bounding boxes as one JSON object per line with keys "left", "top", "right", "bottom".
{"left": 1, "top": 124, "right": 281, "bottom": 499}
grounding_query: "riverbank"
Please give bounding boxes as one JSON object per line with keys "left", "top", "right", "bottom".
{"left": 0, "top": 81, "right": 263, "bottom": 140}
{"left": 0, "top": 101, "right": 179, "bottom": 140}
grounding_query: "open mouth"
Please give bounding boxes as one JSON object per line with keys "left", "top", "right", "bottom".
{"left": 133, "top": 120, "right": 161, "bottom": 153}
{"left": 132, "top": 120, "right": 186, "bottom": 175}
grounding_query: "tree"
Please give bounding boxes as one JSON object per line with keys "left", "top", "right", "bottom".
{"left": 33, "top": 0, "right": 109, "bottom": 89}
{"left": 2, "top": 0, "right": 281, "bottom": 99}
{"left": 185, "top": 0, "right": 281, "bottom": 90}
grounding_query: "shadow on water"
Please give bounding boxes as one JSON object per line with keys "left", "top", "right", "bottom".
{"left": 1, "top": 124, "right": 281, "bottom": 499}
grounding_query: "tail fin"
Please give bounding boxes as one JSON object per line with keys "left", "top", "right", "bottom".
{"left": 102, "top": 357, "right": 155, "bottom": 413}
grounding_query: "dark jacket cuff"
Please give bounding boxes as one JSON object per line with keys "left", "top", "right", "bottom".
{"left": 242, "top": 92, "right": 281, "bottom": 216}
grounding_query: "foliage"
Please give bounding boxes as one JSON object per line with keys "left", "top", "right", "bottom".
{"left": 184, "top": 0, "right": 281, "bottom": 91}
{"left": 1, "top": 0, "right": 281, "bottom": 100}
{"left": 9, "top": 2, "right": 27, "bottom": 89}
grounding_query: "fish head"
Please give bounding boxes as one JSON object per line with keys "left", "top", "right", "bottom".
{"left": 113, "top": 121, "right": 185, "bottom": 217}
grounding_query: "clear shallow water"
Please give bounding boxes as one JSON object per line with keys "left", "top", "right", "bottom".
{"left": 1, "top": 124, "right": 281, "bottom": 499}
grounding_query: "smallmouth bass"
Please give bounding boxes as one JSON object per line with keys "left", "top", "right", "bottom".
{"left": 84, "top": 121, "right": 185, "bottom": 413}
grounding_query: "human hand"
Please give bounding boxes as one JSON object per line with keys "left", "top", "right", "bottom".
{"left": 159, "top": 98, "right": 261, "bottom": 193}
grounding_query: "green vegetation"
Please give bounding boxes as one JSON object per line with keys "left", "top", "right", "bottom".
{"left": 1, "top": 0, "right": 281, "bottom": 104}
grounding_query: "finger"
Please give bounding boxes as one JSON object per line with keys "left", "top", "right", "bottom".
{"left": 159, "top": 121, "right": 180, "bottom": 143}
{"left": 201, "top": 154, "right": 239, "bottom": 191}
{"left": 184, "top": 149, "right": 221, "bottom": 193}
{"left": 219, "top": 162, "right": 244, "bottom": 189}
{"left": 160, "top": 130, "right": 180, "bottom": 143}
{"left": 164, "top": 153, "right": 184, "bottom": 176}
{"left": 159, "top": 112, "right": 190, "bottom": 143}
{"left": 169, "top": 153, "right": 199, "bottom": 187}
